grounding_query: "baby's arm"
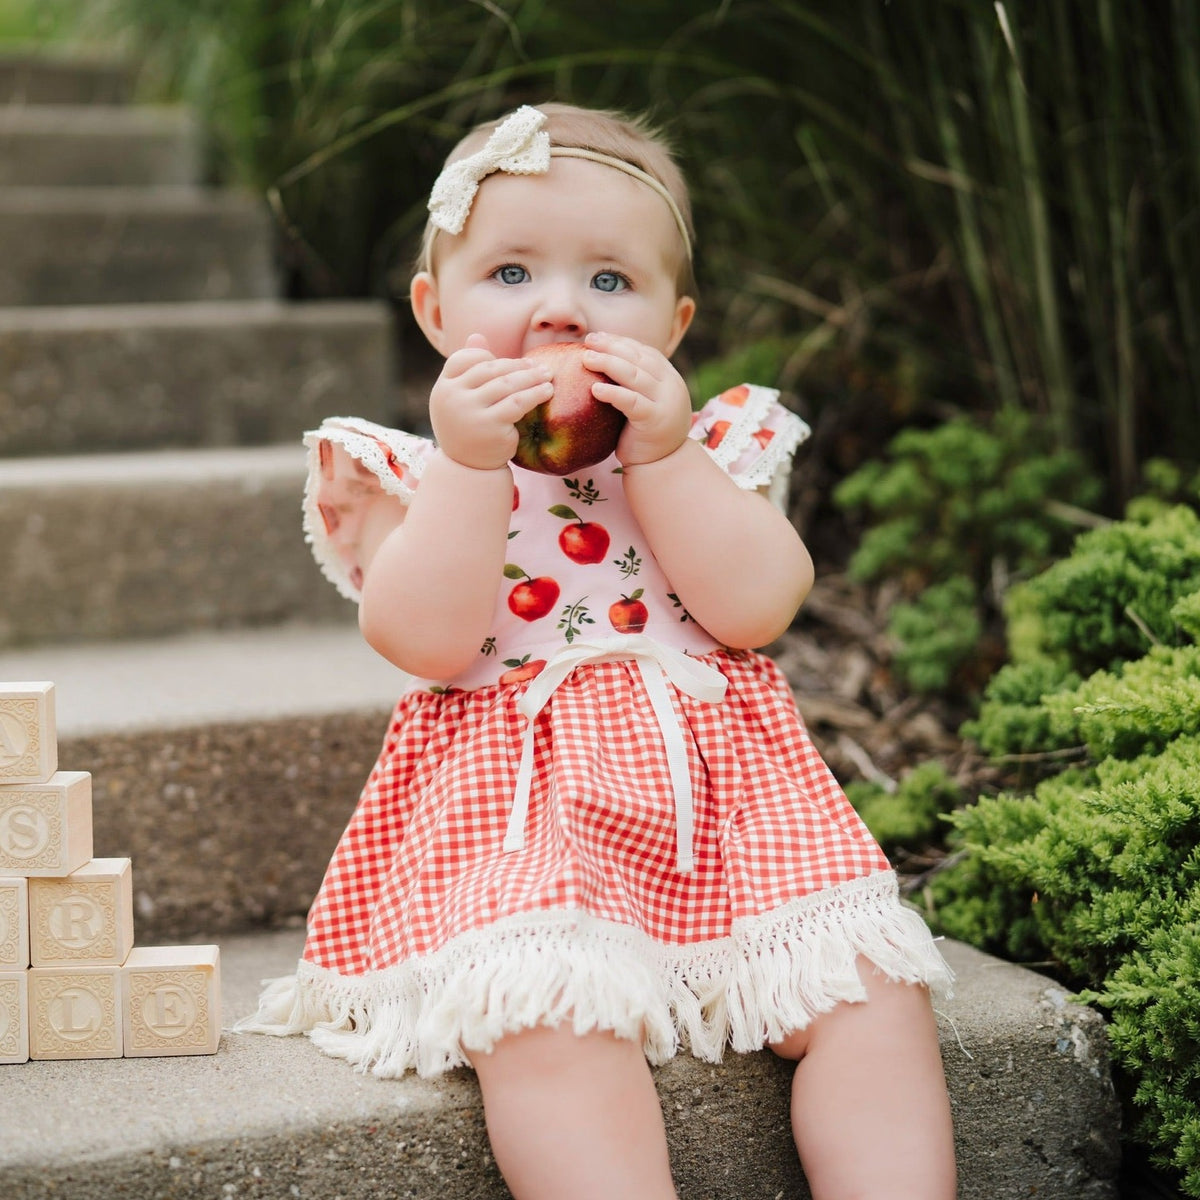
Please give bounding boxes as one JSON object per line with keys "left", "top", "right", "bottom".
{"left": 358, "top": 339, "right": 552, "bottom": 677}
{"left": 585, "top": 331, "right": 813, "bottom": 649}
{"left": 623, "top": 441, "right": 813, "bottom": 648}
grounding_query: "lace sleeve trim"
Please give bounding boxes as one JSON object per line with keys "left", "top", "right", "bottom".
{"left": 301, "top": 417, "right": 433, "bottom": 602}
{"left": 690, "top": 384, "right": 811, "bottom": 509}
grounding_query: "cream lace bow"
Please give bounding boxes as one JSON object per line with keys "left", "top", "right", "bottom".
{"left": 427, "top": 105, "right": 551, "bottom": 236}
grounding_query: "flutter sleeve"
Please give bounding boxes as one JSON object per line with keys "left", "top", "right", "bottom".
{"left": 688, "top": 383, "right": 811, "bottom": 509}
{"left": 302, "top": 416, "right": 436, "bottom": 601}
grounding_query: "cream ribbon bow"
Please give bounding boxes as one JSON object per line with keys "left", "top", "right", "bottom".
{"left": 427, "top": 105, "right": 550, "bottom": 236}
{"left": 503, "top": 635, "right": 728, "bottom": 874}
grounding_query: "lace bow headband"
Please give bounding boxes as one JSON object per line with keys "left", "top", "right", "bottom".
{"left": 427, "top": 105, "right": 693, "bottom": 259}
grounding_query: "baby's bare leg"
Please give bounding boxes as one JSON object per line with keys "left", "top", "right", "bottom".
{"left": 770, "top": 958, "right": 956, "bottom": 1200}
{"left": 470, "top": 1025, "right": 679, "bottom": 1200}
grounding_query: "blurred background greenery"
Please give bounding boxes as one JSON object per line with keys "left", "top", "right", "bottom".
{"left": 6, "top": 0, "right": 1197, "bottom": 513}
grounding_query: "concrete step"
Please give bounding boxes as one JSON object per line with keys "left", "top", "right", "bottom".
{"left": 0, "top": 928, "right": 1120, "bottom": 1199}
{"left": 0, "top": 51, "right": 132, "bottom": 106}
{"left": 0, "top": 187, "right": 277, "bottom": 306}
{"left": 0, "top": 300, "right": 396, "bottom": 456}
{"left": 0, "top": 445, "right": 354, "bottom": 648}
{"left": 0, "top": 623, "right": 404, "bottom": 941}
{"left": 0, "top": 104, "right": 199, "bottom": 187}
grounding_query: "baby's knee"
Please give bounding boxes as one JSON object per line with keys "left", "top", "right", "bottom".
{"left": 767, "top": 1027, "right": 811, "bottom": 1061}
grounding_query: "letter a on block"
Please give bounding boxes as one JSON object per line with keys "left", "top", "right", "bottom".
{"left": 0, "top": 683, "right": 57, "bottom": 785}
{"left": 122, "top": 945, "right": 221, "bottom": 1057}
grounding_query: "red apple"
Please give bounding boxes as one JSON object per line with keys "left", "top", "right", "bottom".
{"left": 549, "top": 505, "right": 611, "bottom": 564}
{"left": 504, "top": 564, "right": 560, "bottom": 621}
{"left": 511, "top": 342, "right": 624, "bottom": 475}
{"left": 609, "top": 589, "right": 649, "bottom": 634}
{"left": 499, "top": 656, "right": 547, "bottom": 685}
{"left": 559, "top": 522, "right": 610, "bottom": 564}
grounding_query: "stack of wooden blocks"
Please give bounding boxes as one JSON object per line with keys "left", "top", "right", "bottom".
{"left": 0, "top": 681, "right": 220, "bottom": 1064}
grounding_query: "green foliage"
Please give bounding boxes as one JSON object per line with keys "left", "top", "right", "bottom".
{"left": 846, "top": 762, "right": 964, "bottom": 852}
{"left": 834, "top": 409, "right": 1097, "bottom": 693}
{"left": 835, "top": 409, "right": 1098, "bottom": 591}
{"left": 936, "top": 498, "right": 1200, "bottom": 1194}
{"left": 53, "top": 0, "right": 1200, "bottom": 499}
{"left": 1002, "top": 505, "right": 1200, "bottom": 675}
{"left": 1096, "top": 903, "right": 1200, "bottom": 1194}
{"left": 959, "top": 658, "right": 1081, "bottom": 758}
{"left": 1045, "top": 646, "right": 1200, "bottom": 760}
{"left": 886, "top": 578, "right": 982, "bottom": 694}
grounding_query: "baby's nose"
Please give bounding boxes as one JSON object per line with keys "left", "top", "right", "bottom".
{"left": 532, "top": 287, "right": 586, "bottom": 335}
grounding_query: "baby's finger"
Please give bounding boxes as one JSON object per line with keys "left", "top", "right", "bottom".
{"left": 584, "top": 351, "right": 660, "bottom": 403}
{"left": 496, "top": 376, "right": 556, "bottom": 420}
{"left": 442, "top": 343, "right": 498, "bottom": 378}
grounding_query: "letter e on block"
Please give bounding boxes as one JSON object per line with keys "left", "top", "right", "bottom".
{"left": 29, "top": 965, "right": 122, "bottom": 1060}
{"left": 0, "top": 970, "right": 29, "bottom": 1063}
{"left": 123, "top": 945, "right": 221, "bottom": 1057}
{"left": 0, "top": 683, "right": 57, "bottom": 785}
{"left": 31, "top": 858, "right": 134, "bottom": 968}
{"left": 0, "top": 772, "right": 92, "bottom": 877}
{"left": 0, "top": 877, "right": 29, "bottom": 969}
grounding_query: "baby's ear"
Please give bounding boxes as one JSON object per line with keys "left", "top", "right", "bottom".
{"left": 410, "top": 271, "right": 446, "bottom": 352}
{"left": 666, "top": 293, "right": 696, "bottom": 357}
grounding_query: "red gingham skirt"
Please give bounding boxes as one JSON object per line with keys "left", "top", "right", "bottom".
{"left": 246, "top": 649, "right": 950, "bottom": 1076}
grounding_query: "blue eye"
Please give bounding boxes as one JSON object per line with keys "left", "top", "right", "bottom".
{"left": 592, "top": 271, "right": 628, "bottom": 293}
{"left": 495, "top": 265, "right": 528, "bottom": 285}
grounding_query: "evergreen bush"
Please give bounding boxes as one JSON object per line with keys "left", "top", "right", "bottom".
{"left": 833, "top": 409, "right": 1098, "bottom": 693}
{"left": 845, "top": 761, "right": 964, "bottom": 852}
{"left": 929, "top": 500, "right": 1200, "bottom": 1194}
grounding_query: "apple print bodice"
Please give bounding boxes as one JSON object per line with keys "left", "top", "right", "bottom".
{"left": 304, "top": 383, "right": 811, "bottom": 694}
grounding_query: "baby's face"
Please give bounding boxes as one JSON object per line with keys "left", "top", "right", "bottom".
{"left": 415, "top": 157, "right": 694, "bottom": 359}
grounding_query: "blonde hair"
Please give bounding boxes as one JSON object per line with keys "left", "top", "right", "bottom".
{"left": 415, "top": 102, "right": 696, "bottom": 295}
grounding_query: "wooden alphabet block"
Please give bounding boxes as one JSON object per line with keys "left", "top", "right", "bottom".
{"left": 0, "top": 877, "right": 29, "bottom": 970}
{"left": 0, "top": 682, "right": 57, "bottom": 785}
{"left": 28, "top": 964, "right": 122, "bottom": 1059}
{"left": 30, "top": 858, "right": 134, "bottom": 968}
{"left": 0, "top": 970, "right": 29, "bottom": 1064}
{"left": 122, "top": 945, "right": 220, "bottom": 1057}
{"left": 0, "top": 771, "right": 92, "bottom": 877}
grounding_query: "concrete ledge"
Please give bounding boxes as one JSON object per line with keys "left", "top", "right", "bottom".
{"left": 0, "top": 930, "right": 1120, "bottom": 1199}
{"left": 0, "top": 447, "right": 354, "bottom": 647}
{"left": 0, "top": 187, "right": 277, "bottom": 306}
{"left": 0, "top": 300, "right": 396, "bottom": 455}
{"left": 0, "top": 104, "right": 199, "bottom": 187}
{"left": 0, "top": 52, "right": 132, "bottom": 106}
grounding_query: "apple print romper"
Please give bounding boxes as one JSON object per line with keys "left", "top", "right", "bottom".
{"left": 241, "top": 383, "right": 951, "bottom": 1076}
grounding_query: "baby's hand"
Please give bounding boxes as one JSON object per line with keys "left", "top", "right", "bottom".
{"left": 430, "top": 334, "right": 553, "bottom": 470}
{"left": 582, "top": 332, "right": 692, "bottom": 467}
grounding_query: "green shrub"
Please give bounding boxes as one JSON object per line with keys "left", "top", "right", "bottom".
{"left": 958, "top": 658, "right": 1081, "bottom": 759}
{"left": 1003, "top": 504, "right": 1200, "bottom": 675}
{"left": 835, "top": 409, "right": 1098, "bottom": 592}
{"left": 934, "top": 500, "right": 1200, "bottom": 1194}
{"left": 846, "top": 761, "right": 964, "bottom": 852}
{"left": 834, "top": 409, "right": 1098, "bottom": 693}
{"left": 1095, "top": 902, "right": 1200, "bottom": 1197}
{"left": 885, "top": 578, "right": 982, "bottom": 694}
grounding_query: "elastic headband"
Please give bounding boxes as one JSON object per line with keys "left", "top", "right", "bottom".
{"left": 427, "top": 106, "right": 693, "bottom": 260}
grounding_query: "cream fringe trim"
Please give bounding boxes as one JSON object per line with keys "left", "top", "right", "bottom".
{"left": 234, "top": 871, "right": 951, "bottom": 1079}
